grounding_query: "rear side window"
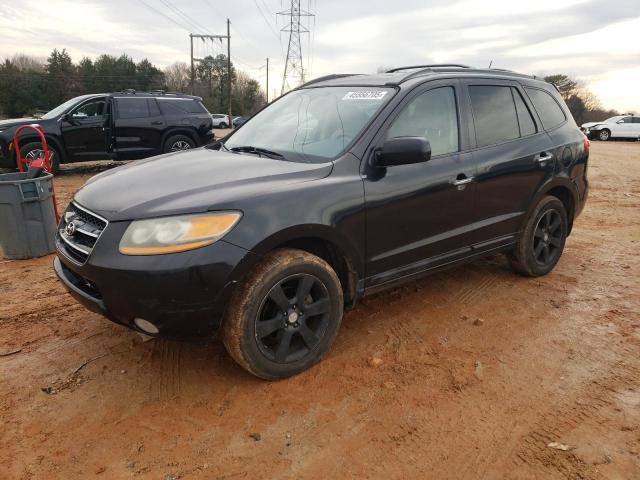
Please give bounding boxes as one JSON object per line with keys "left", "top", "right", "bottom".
{"left": 525, "top": 88, "right": 566, "bottom": 130}
{"left": 512, "top": 88, "right": 537, "bottom": 136}
{"left": 158, "top": 99, "right": 208, "bottom": 115}
{"left": 469, "top": 85, "right": 519, "bottom": 147}
{"left": 116, "top": 98, "right": 150, "bottom": 119}
{"left": 387, "top": 86, "right": 459, "bottom": 156}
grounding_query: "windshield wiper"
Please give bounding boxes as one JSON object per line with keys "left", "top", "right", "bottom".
{"left": 230, "top": 145, "right": 285, "bottom": 160}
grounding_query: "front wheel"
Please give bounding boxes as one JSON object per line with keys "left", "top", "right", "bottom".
{"left": 508, "top": 196, "right": 568, "bottom": 277}
{"left": 20, "top": 142, "right": 60, "bottom": 174}
{"left": 222, "top": 249, "right": 344, "bottom": 380}
{"left": 598, "top": 129, "right": 610, "bottom": 141}
{"left": 219, "top": 122, "right": 228, "bottom": 129}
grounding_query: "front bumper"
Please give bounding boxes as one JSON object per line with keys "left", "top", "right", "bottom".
{"left": 54, "top": 238, "right": 259, "bottom": 342}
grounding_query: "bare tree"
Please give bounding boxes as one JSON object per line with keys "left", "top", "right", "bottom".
{"left": 164, "top": 61, "right": 190, "bottom": 93}
{"left": 10, "top": 54, "right": 46, "bottom": 72}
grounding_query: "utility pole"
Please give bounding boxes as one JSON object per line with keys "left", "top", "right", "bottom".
{"left": 190, "top": 34, "right": 194, "bottom": 94}
{"left": 278, "top": 0, "right": 314, "bottom": 94}
{"left": 266, "top": 57, "right": 269, "bottom": 103}
{"left": 189, "top": 28, "right": 232, "bottom": 123}
{"left": 227, "top": 18, "right": 232, "bottom": 128}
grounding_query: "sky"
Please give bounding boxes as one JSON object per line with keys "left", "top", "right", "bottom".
{"left": 0, "top": 0, "right": 638, "bottom": 113}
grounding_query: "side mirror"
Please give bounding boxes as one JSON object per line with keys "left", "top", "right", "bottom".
{"left": 374, "top": 137, "right": 431, "bottom": 167}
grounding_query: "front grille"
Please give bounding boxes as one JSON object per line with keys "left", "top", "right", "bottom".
{"left": 57, "top": 202, "right": 108, "bottom": 264}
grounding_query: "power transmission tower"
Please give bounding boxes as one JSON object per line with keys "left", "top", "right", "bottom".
{"left": 278, "top": 0, "right": 314, "bottom": 94}
{"left": 189, "top": 21, "right": 232, "bottom": 124}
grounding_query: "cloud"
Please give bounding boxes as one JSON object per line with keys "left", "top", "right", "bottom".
{"left": 0, "top": 0, "right": 637, "bottom": 111}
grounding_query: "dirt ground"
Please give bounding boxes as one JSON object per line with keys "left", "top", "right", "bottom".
{"left": 1, "top": 142, "right": 639, "bottom": 479}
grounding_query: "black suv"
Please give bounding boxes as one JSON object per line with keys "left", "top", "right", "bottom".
{"left": 0, "top": 91, "right": 215, "bottom": 172}
{"left": 54, "top": 65, "right": 589, "bottom": 379}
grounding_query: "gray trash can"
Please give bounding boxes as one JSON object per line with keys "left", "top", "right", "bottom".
{"left": 0, "top": 171, "right": 57, "bottom": 259}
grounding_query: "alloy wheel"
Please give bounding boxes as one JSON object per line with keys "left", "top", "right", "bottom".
{"left": 24, "top": 149, "right": 55, "bottom": 166}
{"left": 255, "top": 274, "right": 331, "bottom": 364}
{"left": 532, "top": 209, "right": 563, "bottom": 266}
{"left": 170, "top": 140, "right": 192, "bottom": 151}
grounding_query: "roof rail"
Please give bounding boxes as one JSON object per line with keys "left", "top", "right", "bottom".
{"left": 120, "top": 88, "right": 137, "bottom": 94}
{"left": 386, "top": 64, "right": 470, "bottom": 73}
{"left": 300, "top": 73, "right": 361, "bottom": 88}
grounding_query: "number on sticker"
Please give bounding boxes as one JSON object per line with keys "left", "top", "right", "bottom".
{"left": 342, "top": 91, "right": 388, "bottom": 100}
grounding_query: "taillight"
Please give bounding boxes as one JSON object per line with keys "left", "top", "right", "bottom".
{"left": 583, "top": 134, "right": 590, "bottom": 154}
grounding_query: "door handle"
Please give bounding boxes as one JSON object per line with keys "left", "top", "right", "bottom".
{"left": 452, "top": 176, "right": 474, "bottom": 186}
{"left": 535, "top": 152, "right": 554, "bottom": 163}
{"left": 151, "top": 121, "right": 163, "bottom": 126}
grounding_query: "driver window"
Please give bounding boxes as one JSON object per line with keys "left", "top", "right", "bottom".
{"left": 387, "top": 86, "right": 458, "bottom": 156}
{"left": 73, "top": 99, "right": 106, "bottom": 118}
{"left": 619, "top": 117, "right": 631, "bottom": 123}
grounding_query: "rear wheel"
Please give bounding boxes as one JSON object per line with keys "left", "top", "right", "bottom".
{"left": 508, "top": 196, "right": 568, "bottom": 277}
{"left": 222, "top": 248, "right": 344, "bottom": 380}
{"left": 219, "top": 122, "right": 228, "bottom": 129}
{"left": 598, "top": 129, "right": 610, "bottom": 141}
{"left": 163, "top": 135, "right": 195, "bottom": 153}
{"left": 20, "top": 142, "right": 60, "bottom": 174}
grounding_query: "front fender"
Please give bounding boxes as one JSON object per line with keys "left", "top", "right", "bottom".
{"left": 248, "top": 223, "right": 364, "bottom": 275}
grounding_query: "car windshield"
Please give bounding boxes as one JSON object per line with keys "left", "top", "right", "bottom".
{"left": 604, "top": 116, "right": 621, "bottom": 123}
{"left": 42, "top": 95, "right": 94, "bottom": 119}
{"left": 225, "top": 86, "right": 394, "bottom": 163}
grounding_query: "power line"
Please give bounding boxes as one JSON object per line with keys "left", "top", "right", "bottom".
{"left": 252, "top": 0, "right": 281, "bottom": 40}
{"left": 136, "top": 0, "right": 191, "bottom": 32}
{"left": 157, "top": 0, "right": 212, "bottom": 35}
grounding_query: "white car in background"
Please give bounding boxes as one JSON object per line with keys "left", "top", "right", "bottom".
{"left": 211, "top": 114, "right": 230, "bottom": 128}
{"left": 581, "top": 115, "right": 640, "bottom": 141}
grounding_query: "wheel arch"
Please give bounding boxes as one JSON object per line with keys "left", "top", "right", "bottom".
{"left": 15, "top": 134, "right": 67, "bottom": 165}
{"left": 526, "top": 180, "right": 578, "bottom": 234}
{"left": 248, "top": 225, "right": 363, "bottom": 307}
{"left": 161, "top": 128, "right": 199, "bottom": 148}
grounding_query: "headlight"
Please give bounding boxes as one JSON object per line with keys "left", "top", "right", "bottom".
{"left": 119, "top": 211, "right": 241, "bottom": 255}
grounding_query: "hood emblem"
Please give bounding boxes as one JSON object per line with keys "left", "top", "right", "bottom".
{"left": 65, "top": 222, "right": 76, "bottom": 237}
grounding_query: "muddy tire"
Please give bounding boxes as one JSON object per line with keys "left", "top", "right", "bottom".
{"left": 508, "top": 196, "right": 568, "bottom": 277}
{"left": 222, "top": 248, "right": 344, "bottom": 380}
{"left": 20, "top": 142, "right": 60, "bottom": 174}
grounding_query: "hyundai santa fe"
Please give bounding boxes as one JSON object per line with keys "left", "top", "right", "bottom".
{"left": 54, "top": 65, "right": 589, "bottom": 379}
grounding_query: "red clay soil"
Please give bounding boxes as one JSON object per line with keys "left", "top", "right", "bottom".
{"left": 1, "top": 142, "right": 639, "bottom": 479}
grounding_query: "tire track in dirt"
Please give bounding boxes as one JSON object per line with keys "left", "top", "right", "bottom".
{"left": 152, "top": 340, "right": 182, "bottom": 401}
{"left": 513, "top": 359, "right": 640, "bottom": 479}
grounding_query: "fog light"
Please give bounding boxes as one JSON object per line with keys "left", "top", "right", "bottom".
{"left": 134, "top": 318, "right": 159, "bottom": 334}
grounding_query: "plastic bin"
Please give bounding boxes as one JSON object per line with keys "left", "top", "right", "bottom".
{"left": 0, "top": 171, "right": 57, "bottom": 259}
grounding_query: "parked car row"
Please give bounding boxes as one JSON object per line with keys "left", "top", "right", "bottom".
{"left": 210, "top": 114, "right": 249, "bottom": 129}
{"left": 581, "top": 114, "right": 640, "bottom": 141}
{"left": 0, "top": 91, "right": 255, "bottom": 172}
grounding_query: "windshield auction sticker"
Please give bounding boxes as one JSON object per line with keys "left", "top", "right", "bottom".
{"left": 342, "top": 91, "right": 388, "bottom": 100}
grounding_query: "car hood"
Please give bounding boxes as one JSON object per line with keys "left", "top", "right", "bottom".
{"left": 0, "top": 118, "right": 41, "bottom": 131}
{"left": 581, "top": 121, "right": 606, "bottom": 128}
{"left": 74, "top": 148, "right": 333, "bottom": 221}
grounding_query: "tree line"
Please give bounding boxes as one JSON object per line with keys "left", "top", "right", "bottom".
{"left": 0, "top": 49, "right": 266, "bottom": 118}
{"left": 543, "top": 74, "right": 620, "bottom": 126}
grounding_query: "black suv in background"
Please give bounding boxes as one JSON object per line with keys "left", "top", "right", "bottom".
{"left": 54, "top": 65, "right": 589, "bottom": 380}
{"left": 0, "top": 91, "right": 215, "bottom": 172}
